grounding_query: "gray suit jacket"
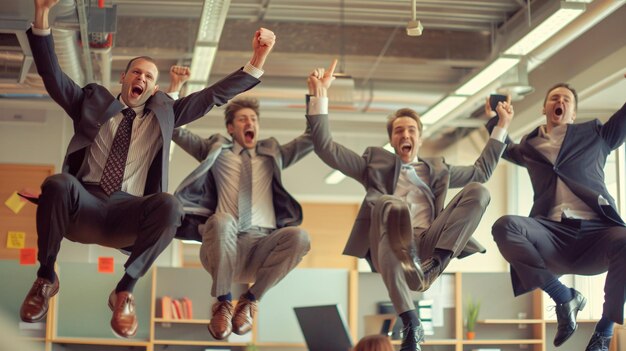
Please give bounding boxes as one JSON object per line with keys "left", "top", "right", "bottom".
{"left": 27, "top": 28, "right": 260, "bottom": 195}
{"left": 487, "top": 102, "right": 626, "bottom": 225}
{"left": 306, "top": 112, "right": 506, "bottom": 261}
{"left": 173, "top": 128, "right": 313, "bottom": 241}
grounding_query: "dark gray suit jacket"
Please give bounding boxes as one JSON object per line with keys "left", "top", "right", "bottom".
{"left": 306, "top": 112, "right": 506, "bottom": 261}
{"left": 487, "top": 102, "right": 626, "bottom": 225}
{"left": 27, "top": 28, "right": 260, "bottom": 195}
{"left": 172, "top": 128, "right": 313, "bottom": 241}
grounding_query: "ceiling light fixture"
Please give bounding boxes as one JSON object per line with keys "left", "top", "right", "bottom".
{"left": 455, "top": 56, "right": 520, "bottom": 96}
{"left": 504, "top": 1, "right": 586, "bottom": 56}
{"left": 187, "top": 0, "right": 231, "bottom": 93}
{"left": 421, "top": 95, "right": 468, "bottom": 124}
{"left": 406, "top": 0, "right": 423, "bottom": 37}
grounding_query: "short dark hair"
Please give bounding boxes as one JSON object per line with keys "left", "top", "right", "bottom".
{"left": 224, "top": 97, "right": 261, "bottom": 126}
{"left": 386, "top": 108, "right": 423, "bottom": 138}
{"left": 124, "top": 56, "right": 158, "bottom": 76}
{"left": 544, "top": 83, "right": 578, "bottom": 111}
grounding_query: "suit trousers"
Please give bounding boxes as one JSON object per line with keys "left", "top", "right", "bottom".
{"left": 198, "top": 212, "right": 311, "bottom": 299}
{"left": 37, "top": 173, "right": 183, "bottom": 278}
{"left": 370, "top": 183, "right": 490, "bottom": 314}
{"left": 492, "top": 215, "right": 626, "bottom": 323}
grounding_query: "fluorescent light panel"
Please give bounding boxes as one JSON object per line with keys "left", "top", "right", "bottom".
{"left": 455, "top": 57, "right": 520, "bottom": 96}
{"left": 421, "top": 95, "right": 467, "bottom": 124}
{"left": 505, "top": 3, "right": 585, "bottom": 56}
{"left": 189, "top": 45, "right": 217, "bottom": 82}
{"left": 325, "top": 170, "right": 347, "bottom": 185}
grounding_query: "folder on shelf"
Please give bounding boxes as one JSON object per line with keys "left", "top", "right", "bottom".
{"left": 181, "top": 297, "right": 193, "bottom": 319}
{"left": 172, "top": 299, "right": 183, "bottom": 319}
{"left": 158, "top": 296, "right": 172, "bottom": 319}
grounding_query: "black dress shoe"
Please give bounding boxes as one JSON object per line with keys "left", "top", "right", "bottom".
{"left": 554, "top": 289, "right": 587, "bottom": 346}
{"left": 585, "top": 333, "right": 611, "bottom": 351}
{"left": 399, "top": 323, "right": 424, "bottom": 351}
{"left": 386, "top": 202, "right": 425, "bottom": 291}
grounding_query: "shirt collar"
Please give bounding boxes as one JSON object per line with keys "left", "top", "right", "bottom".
{"left": 232, "top": 141, "right": 256, "bottom": 157}
{"left": 117, "top": 96, "right": 146, "bottom": 118}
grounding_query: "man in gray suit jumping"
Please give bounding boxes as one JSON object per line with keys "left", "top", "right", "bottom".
{"left": 173, "top": 97, "right": 312, "bottom": 340}
{"left": 305, "top": 61, "right": 513, "bottom": 351}
{"left": 490, "top": 80, "right": 626, "bottom": 351}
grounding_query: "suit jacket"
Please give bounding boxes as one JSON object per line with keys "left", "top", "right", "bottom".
{"left": 172, "top": 128, "right": 313, "bottom": 241}
{"left": 306, "top": 112, "right": 506, "bottom": 260}
{"left": 27, "top": 28, "right": 260, "bottom": 195}
{"left": 486, "top": 102, "right": 626, "bottom": 226}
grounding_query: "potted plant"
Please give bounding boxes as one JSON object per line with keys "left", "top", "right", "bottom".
{"left": 245, "top": 343, "right": 258, "bottom": 351}
{"left": 466, "top": 297, "right": 480, "bottom": 340}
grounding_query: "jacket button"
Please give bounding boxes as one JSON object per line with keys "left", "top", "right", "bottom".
{"left": 96, "top": 123, "right": 101, "bottom": 127}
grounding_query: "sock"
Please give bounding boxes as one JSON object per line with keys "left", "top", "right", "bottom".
{"left": 36, "top": 257, "right": 57, "bottom": 282}
{"left": 541, "top": 278, "right": 573, "bottom": 304}
{"left": 242, "top": 291, "right": 256, "bottom": 302}
{"left": 115, "top": 273, "right": 138, "bottom": 293}
{"left": 217, "top": 292, "right": 232, "bottom": 302}
{"left": 399, "top": 310, "right": 420, "bottom": 327}
{"left": 595, "top": 315, "right": 614, "bottom": 337}
{"left": 432, "top": 248, "right": 452, "bottom": 268}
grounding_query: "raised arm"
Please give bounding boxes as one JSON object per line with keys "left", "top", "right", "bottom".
{"left": 305, "top": 60, "right": 368, "bottom": 184}
{"left": 28, "top": 0, "right": 85, "bottom": 120}
{"left": 484, "top": 96, "right": 526, "bottom": 167}
{"left": 172, "top": 128, "right": 211, "bottom": 162}
{"left": 166, "top": 65, "right": 191, "bottom": 98}
{"left": 172, "top": 28, "right": 276, "bottom": 127}
{"left": 448, "top": 97, "right": 512, "bottom": 187}
{"left": 599, "top": 75, "right": 626, "bottom": 149}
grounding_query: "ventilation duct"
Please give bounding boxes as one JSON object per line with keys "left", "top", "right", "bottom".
{"left": 497, "top": 58, "right": 534, "bottom": 101}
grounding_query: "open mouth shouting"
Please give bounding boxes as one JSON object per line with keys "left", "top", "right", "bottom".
{"left": 244, "top": 129, "right": 256, "bottom": 144}
{"left": 400, "top": 141, "right": 412, "bottom": 155}
{"left": 131, "top": 84, "right": 144, "bottom": 98}
{"left": 555, "top": 107, "right": 563, "bottom": 116}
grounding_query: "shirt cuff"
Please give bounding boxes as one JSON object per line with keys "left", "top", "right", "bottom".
{"left": 490, "top": 126, "right": 508, "bottom": 142}
{"left": 31, "top": 24, "right": 51, "bottom": 36}
{"left": 308, "top": 96, "right": 328, "bottom": 115}
{"left": 167, "top": 91, "right": 180, "bottom": 100}
{"left": 243, "top": 62, "right": 264, "bottom": 79}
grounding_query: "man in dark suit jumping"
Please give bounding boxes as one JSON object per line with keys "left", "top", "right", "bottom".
{"left": 19, "top": 0, "right": 274, "bottom": 338}
{"left": 491, "top": 80, "right": 626, "bottom": 351}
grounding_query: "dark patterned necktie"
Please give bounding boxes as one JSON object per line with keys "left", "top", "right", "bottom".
{"left": 100, "top": 108, "right": 136, "bottom": 195}
{"left": 238, "top": 149, "right": 253, "bottom": 230}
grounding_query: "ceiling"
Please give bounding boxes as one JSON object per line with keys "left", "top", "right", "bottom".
{"left": 0, "top": 0, "right": 625, "bottom": 198}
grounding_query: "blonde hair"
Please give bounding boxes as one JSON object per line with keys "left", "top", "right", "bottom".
{"left": 353, "top": 334, "right": 394, "bottom": 351}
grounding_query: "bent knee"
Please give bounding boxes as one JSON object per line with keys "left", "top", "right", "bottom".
{"left": 463, "top": 182, "right": 490, "bottom": 207}
{"left": 491, "top": 216, "right": 518, "bottom": 242}
{"left": 151, "top": 193, "right": 184, "bottom": 223}
{"left": 41, "top": 173, "right": 77, "bottom": 194}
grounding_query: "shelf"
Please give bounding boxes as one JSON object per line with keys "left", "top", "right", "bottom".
{"left": 154, "top": 318, "right": 211, "bottom": 324}
{"left": 479, "top": 319, "right": 544, "bottom": 324}
{"left": 462, "top": 339, "right": 543, "bottom": 345}
{"left": 255, "top": 342, "right": 307, "bottom": 348}
{"left": 545, "top": 319, "right": 599, "bottom": 324}
{"left": 391, "top": 339, "right": 457, "bottom": 346}
{"left": 153, "top": 340, "right": 249, "bottom": 346}
{"left": 51, "top": 337, "right": 150, "bottom": 346}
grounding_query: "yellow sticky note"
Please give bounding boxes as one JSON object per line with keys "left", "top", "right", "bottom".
{"left": 4, "top": 191, "right": 26, "bottom": 214}
{"left": 7, "top": 231, "right": 26, "bottom": 249}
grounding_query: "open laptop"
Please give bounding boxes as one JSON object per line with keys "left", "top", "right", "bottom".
{"left": 294, "top": 304, "right": 354, "bottom": 351}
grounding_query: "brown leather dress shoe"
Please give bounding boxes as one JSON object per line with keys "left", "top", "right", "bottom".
{"left": 208, "top": 300, "right": 234, "bottom": 340}
{"left": 20, "top": 277, "right": 59, "bottom": 323}
{"left": 108, "top": 290, "right": 138, "bottom": 338}
{"left": 232, "top": 295, "right": 257, "bottom": 335}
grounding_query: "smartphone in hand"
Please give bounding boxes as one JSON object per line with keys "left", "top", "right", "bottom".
{"left": 489, "top": 94, "right": 508, "bottom": 111}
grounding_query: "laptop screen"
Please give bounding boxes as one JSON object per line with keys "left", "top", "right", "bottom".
{"left": 294, "top": 304, "right": 353, "bottom": 351}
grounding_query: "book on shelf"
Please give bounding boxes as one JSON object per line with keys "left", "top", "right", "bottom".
{"left": 157, "top": 296, "right": 193, "bottom": 319}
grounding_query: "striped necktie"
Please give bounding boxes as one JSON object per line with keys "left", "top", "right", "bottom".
{"left": 238, "top": 149, "right": 253, "bottom": 230}
{"left": 100, "top": 108, "right": 136, "bottom": 195}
